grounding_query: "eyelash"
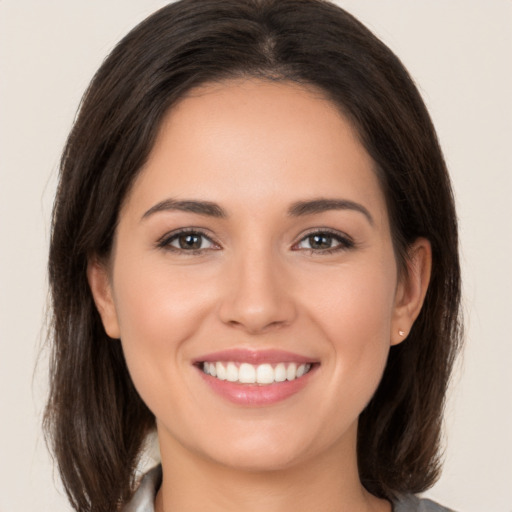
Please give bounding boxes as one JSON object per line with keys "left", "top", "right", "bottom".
{"left": 156, "top": 228, "right": 355, "bottom": 255}
{"left": 156, "top": 228, "right": 219, "bottom": 255}
{"left": 292, "top": 228, "right": 355, "bottom": 254}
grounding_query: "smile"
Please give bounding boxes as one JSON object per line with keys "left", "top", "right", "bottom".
{"left": 201, "top": 361, "right": 312, "bottom": 385}
{"left": 195, "top": 349, "right": 318, "bottom": 406}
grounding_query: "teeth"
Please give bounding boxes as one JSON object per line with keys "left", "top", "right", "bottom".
{"left": 226, "top": 362, "right": 238, "bottom": 382}
{"left": 296, "top": 364, "right": 307, "bottom": 378}
{"left": 239, "top": 363, "right": 256, "bottom": 383}
{"left": 286, "top": 363, "right": 297, "bottom": 381}
{"left": 256, "top": 364, "right": 274, "bottom": 384}
{"left": 274, "top": 363, "right": 287, "bottom": 382}
{"left": 216, "top": 362, "right": 227, "bottom": 380}
{"left": 202, "top": 361, "right": 312, "bottom": 384}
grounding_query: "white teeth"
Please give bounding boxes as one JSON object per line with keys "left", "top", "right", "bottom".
{"left": 239, "top": 363, "right": 256, "bottom": 383}
{"left": 226, "top": 362, "right": 238, "bottom": 382}
{"left": 296, "top": 364, "right": 306, "bottom": 378}
{"left": 202, "top": 361, "right": 312, "bottom": 385}
{"left": 286, "top": 363, "right": 297, "bottom": 381}
{"left": 274, "top": 363, "right": 287, "bottom": 382}
{"left": 256, "top": 364, "right": 274, "bottom": 384}
{"left": 216, "top": 362, "right": 227, "bottom": 380}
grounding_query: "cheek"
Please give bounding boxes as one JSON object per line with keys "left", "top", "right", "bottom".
{"left": 301, "top": 260, "right": 396, "bottom": 394}
{"left": 110, "top": 256, "right": 217, "bottom": 403}
{"left": 112, "top": 254, "right": 215, "bottom": 344}
{"left": 303, "top": 256, "right": 396, "bottom": 339}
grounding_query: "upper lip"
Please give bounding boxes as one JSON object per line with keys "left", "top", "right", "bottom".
{"left": 194, "top": 348, "right": 317, "bottom": 365}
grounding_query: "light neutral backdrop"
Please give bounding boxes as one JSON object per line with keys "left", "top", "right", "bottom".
{"left": 1, "top": 1, "right": 511, "bottom": 511}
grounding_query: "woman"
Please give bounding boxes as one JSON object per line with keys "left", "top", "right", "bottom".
{"left": 45, "top": 0, "right": 462, "bottom": 511}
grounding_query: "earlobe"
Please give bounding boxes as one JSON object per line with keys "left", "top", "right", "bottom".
{"left": 87, "top": 258, "right": 121, "bottom": 339}
{"left": 391, "top": 238, "right": 432, "bottom": 346}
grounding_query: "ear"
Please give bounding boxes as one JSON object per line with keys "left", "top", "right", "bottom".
{"left": 390, "top": 238, "right": 432, "bottom": 346}
{"left": 87, "top": 258, "right": 121, "bottom": 339}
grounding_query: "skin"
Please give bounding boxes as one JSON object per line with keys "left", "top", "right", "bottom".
{"left": 88, "top": 79, "right": 431, "bottom": 512}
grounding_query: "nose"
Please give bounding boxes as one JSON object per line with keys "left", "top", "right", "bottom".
{"left": 218, "top": 249, "right": 297, "bottom": 334}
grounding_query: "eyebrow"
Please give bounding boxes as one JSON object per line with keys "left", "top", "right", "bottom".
{"left": 287, "top": 198, "right": 374, "bottom": 225}
{"left": 141, "top": 199, "right": 227, "bottom": 220}
{"left": 141, "top": 197, "right": 373, "bottom": 225}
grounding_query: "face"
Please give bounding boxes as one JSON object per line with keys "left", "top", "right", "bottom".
{"left": 89, "top": 79, "right": 427, "bottom": 473}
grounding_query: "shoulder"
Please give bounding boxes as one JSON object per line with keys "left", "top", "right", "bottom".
{"left": 122, "top": 470, "right": 458, "bottom": 512}
{"left": 122, "top": 465, "right": 162, "bottom": 512}
{"left": 394, "top": 494, "right": 457, "bottom": 512}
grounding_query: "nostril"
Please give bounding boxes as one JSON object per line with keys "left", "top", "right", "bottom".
{"left": 217, "top": 270, "right": 298, "bottom": 333}
{"left": 226, "top": 318, "right": 289, "bottom": 334}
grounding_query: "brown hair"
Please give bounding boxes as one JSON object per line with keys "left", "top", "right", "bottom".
{"left": 45, "top": 0, "right": 462, "bottom": 510}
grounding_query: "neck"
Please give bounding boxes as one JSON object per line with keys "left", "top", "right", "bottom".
{"left": 154, "top": 424, "right": 390, "bottom": 512}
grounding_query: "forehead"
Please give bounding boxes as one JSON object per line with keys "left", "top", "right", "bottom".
{"left": 123, "top": 79, "right": 388, "bottom": 226}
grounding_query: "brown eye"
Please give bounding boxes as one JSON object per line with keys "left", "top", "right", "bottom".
{"left": 176, "top": 233, "right": 204, "bottom": 250}
{"left": 159, "top": 230, "right": 218, "bottom": 252}
{"left": 295, "top": 230, "right": 354, "bottom": 253}
{"left": 307, "top": 234, "right": 334, "bottom": 250}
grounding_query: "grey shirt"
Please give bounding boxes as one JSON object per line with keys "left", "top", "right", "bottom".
{"left": 122, "top": 465, "right": 455, "bottom": 512}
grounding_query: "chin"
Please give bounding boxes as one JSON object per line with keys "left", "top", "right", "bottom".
{"left": 186, "top": 416, "right": 351, "bottom": 474}
{"left": 205, "top": 441, "right": 308, "bottom": 473}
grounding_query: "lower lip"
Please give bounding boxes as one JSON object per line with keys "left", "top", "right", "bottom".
{"left": 197, "top": 366, "right": 317, "bottom": 406}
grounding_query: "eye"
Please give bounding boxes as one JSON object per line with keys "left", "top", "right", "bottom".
{"left": 157, "top": 229, "right": 219, "bottom": 253}
{"left": 294, "top": 230, "right": 354, "bottom": 253}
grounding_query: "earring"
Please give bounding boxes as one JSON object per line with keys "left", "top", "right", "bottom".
{"left": 398, "top": 330, "right": 405, "bottom": 336}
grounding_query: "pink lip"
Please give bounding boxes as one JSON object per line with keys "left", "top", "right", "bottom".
{"left": 194, "top": 348, "right": 315, "bottom": 365}
{"left": 194, "top": 349, "right": 319, "bottom": 406}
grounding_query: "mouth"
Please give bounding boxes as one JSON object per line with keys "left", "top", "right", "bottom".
{"left": 194, "top": 349, "right": 319, "bottom": 406}
{"left": 200, "top": 361, "right": 313, "bottom": 385}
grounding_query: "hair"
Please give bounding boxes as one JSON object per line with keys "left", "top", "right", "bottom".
{"left": 45, "top": 0, "right": 462, "bottom": 510}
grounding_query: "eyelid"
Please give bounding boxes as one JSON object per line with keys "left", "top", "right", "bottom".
{"left": 155, "top": 226, "right": 354, "bottom": 255}
{"left": 292, "top": 228, "right": 355, "bottom": 252}
{"left": 156, "top": 227, "right": 221, "bottom": 253}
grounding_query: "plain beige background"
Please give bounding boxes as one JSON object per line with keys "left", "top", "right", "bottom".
{"left": 1, "top": 1, "right": 511, "bottom": 511}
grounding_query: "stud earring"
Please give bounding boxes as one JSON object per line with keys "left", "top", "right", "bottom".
{"left": 398, "top": 330, "right": 405, "bottom": 336}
